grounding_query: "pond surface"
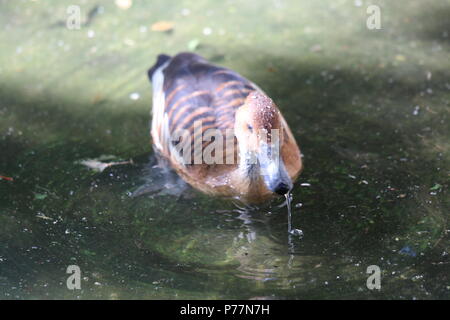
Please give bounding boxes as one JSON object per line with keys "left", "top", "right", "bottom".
{"left": 0, "top": 0, "right": 448, "bottom": 299}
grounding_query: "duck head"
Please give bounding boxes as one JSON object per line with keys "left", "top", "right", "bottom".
{"left": 234, "top": 91, "right": 293, "bottom": 196}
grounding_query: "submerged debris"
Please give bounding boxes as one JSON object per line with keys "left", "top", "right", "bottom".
{"left": 78, "top": 157, "right": 134, "bottom": 173}
{"left": 203, "top": 27, "right": 212, "bottom": 36}
{"left": 129, "top": 92, "right": 140, "bottom": 100}
{"left": 399, "top": 246, "right": 417, "bottom": 257}
{"left": 36, "top": 212, "right": 53, "bottom": 221}
{"left": 85, "top": 5, "right": 104, "bottom": 27}
{"left": 34, "top": 193, "right": 48, "bottom": 200}
{"left": 289, "top": 228, "right": 303, "bottom": 237}
{"left": 429, "top": 183, "right": 442, "bottom": 191}
{"left": 115, "top": 0, "right": 132, "bottom": 10}
{"left": 300, "top": 183, "right": 311, "bottom": 187}
{"left": 151, "top": 21, "right": 174, "bottom": 32}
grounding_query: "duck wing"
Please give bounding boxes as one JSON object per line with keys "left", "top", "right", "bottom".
{"left": 150, "top": 53, "right": 256, "bottom": 163}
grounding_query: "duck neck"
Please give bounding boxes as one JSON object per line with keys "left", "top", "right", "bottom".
{"left": 233, "top": 144, "right": 263, "bottom": 192}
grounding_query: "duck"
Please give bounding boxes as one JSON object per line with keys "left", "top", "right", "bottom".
{"left": 147, "top": 52, "right": 302, "bottom": 204}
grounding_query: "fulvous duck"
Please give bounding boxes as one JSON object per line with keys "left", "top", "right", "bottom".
{"left": 147, "top": 52, "right": 302, "bottom": 204}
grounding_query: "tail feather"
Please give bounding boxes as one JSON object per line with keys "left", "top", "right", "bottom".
{"left": 147, "top": 54, "right": 171, "bottom": 82}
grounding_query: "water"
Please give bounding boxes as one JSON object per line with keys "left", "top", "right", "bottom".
{"left": 0, "top": 0, "right": 449, "bottom": 299}
{"left": 285, "top": 192, "right": 303, "bottom": 237}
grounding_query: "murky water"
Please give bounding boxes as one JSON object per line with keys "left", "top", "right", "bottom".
{"left": 0, "top": 0, "right": 448, "bottom": 299}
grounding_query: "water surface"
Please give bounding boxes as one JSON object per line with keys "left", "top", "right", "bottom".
{"left": 0, "top": 0, "right": 448, "bottom": 299}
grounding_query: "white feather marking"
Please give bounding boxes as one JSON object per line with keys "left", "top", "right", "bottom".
{"left": 151, "top": 59, "right": 187, "bottom": 167}
{"left": 151, "top": 59, "right": 171, "bottom": 152}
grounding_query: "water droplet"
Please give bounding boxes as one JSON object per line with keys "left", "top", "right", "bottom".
{"left": 289, "top": 228, "right": 303, "bottom": 237}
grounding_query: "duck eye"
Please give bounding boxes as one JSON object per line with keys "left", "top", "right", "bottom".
{"left": 247, "top": 124, "right": 253, "bottom": 132}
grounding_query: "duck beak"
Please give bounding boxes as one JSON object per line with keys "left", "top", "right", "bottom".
{"left": 257, "top": 143, "right": 293, "bottom": 195}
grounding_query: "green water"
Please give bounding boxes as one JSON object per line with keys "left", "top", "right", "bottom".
{"left": 0, "top": 0, "right": 449, "bottom": 299}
